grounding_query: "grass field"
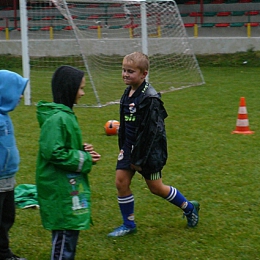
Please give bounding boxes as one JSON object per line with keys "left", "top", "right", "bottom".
{"left": 4, "top": 59, "right": 260, "bottom": 259}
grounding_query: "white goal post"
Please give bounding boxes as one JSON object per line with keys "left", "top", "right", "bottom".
{"left": 20, "top": 0, "right": 205, "bottom": 107}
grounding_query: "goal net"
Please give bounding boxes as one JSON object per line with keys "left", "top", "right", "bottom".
{"left": 23, "top": 0, "right": 205, "bottom": 107}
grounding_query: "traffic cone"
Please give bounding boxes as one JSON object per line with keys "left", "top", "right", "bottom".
{"left": 232, "top": 97, "right": 254, "bottom": 134}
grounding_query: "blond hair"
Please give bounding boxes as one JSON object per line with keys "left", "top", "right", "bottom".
{"left": 123, "top": 52, "right": 149, "bottom": 72}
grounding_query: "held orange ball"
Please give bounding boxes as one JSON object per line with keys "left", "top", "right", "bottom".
{"left": 104, "top": 120, "right": 120, "bottom": 136}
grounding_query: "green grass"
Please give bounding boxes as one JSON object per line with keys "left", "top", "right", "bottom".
{"left": 7, "top": 62, "right": 260, "bottom": 259}
{"left": 4, "top": 49, "right": 260, "bottom": 107}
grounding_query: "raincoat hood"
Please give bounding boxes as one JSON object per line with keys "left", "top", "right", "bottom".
{"left": 36, "top": 100, "right": 74, "bottom": 127}
{"left": 0, "top": 70, "right": 28, "bottom": 113}
{"left": 51, "top": 65, "right": 84, "bottom": 109}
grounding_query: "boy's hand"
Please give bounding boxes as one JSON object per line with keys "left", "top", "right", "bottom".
{"left": 83, "top": 143, "right": 94, "bottom": 152}
{"left": 89, "top": 151, "right": 101, "bottom": 163}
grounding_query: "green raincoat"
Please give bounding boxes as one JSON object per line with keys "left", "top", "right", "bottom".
{"left": 36, "top": 101, "right": 93, "bottom": 230}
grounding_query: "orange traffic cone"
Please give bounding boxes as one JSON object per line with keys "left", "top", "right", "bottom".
{"left": 232, "top": 97, "right": 254, "bottom": 134}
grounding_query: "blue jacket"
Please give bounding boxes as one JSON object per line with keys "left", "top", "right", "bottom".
{"left": 0, "top": 70, "right": 28, "bottom": 179}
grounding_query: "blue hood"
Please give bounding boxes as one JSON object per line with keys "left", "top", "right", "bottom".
{"left": 0, "top": 70, "right": 29, "bottom": 113}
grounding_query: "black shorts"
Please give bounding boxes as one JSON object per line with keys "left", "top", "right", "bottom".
{"left": 116, "top": 145, "right": 162, "bottom": 181}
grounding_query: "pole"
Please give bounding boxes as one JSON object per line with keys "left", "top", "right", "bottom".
{"left": 140, "top": 2, "right": 149, "bottom": 81}
{"left": 20, "top": 0, "right": 31, "bottom": 105}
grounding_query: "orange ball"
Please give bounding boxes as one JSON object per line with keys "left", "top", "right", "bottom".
{"left": 104, "top": 120, "right": 120, "bottom": 135}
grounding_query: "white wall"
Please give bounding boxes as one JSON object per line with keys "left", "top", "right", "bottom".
{"left": 1, "top": 37, "right": 260, "bottom": 55}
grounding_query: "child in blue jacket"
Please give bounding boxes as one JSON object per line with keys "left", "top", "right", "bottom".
{"left": 0, "top": 70, "right": 28, "bottom": 260}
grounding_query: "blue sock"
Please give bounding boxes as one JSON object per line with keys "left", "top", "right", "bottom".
{"left": 118, "top": 194, "right": 136, "bottom": 228}
{"left": 165, "top": 186, "right": 193, "bottom": 214}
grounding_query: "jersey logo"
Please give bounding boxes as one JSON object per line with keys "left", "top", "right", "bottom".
{"left": 118, "top": 149, "right": 124, "bottom": 161}
{"left": 125, "top": 114, "right": 136, "bottom": 121}
{"left": 125, "top": 103, "right": 136, "bottom": 121}
{"left": 129, "top": 103, "right": 136, "bottom": 113}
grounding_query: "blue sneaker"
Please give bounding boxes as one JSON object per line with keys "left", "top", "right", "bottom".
{"left": 107, "top": 224, "right": 137, "bottom": 237}
{"left": 183, "top": 201, "right": 200, "bottom": 227}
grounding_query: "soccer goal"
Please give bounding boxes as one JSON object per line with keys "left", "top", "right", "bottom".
{"left": 20, "top": 0, "right": 205, "bottom": 107}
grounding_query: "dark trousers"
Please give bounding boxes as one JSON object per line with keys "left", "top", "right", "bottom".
{"left": 51, "top": 230, "right": 80, "bottom": 260}
{"left": 0, "top": 190, "right": 15, "bottom": 259}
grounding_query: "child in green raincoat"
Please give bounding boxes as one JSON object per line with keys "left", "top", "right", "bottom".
{"left": 36, "top": 66, "right": 101, "bottom": 260}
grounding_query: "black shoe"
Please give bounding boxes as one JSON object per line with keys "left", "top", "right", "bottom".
{"left": 2, "top": 255, "right": 27, "bottom": 260}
